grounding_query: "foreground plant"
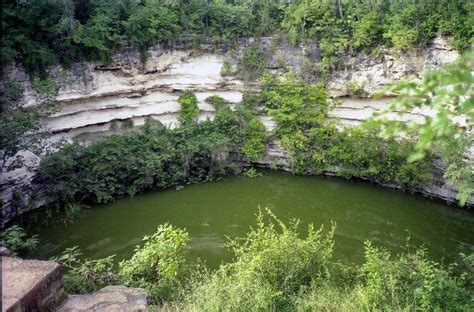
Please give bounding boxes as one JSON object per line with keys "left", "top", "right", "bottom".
{"left": 0, "top": 225, "right": 38, "bottom": 256}
{"left": 119, "top": 224, "right": 190, "bottom": 303}
{"left": 56, "top": 210, "right": 473, "bottom": 310}
{"left": 52, "top": 246, "right": 117, "bottom": 294}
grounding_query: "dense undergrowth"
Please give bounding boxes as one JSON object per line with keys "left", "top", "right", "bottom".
{"left": 49, "top": 209, "right": 473, "bottom": 310}
{"left": 2, "top": 0, "right": 472, "bottom": 76}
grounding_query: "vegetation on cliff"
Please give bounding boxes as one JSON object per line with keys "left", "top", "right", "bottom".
{"left": 2, "top": 0, "right": 472, "bottom": 75}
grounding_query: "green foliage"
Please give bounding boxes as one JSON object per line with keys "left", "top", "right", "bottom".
{"left": 240, "top": 45, "right": 266, "bottom": 81}
{"left": 354, "top": 242, "right": 471, "bottom": 310}
{"left": 242, "top": 167, "right": 262, "bottom": 179}
{"left": 182, "top": 209, "right": 336, "bottom": 310}
{"left": 55, "top": 211, "right": 473, "bottom": 310}
{"left": 0, "top": 225, "right": 39, "bottom": 256}
{"left": 178, "top": 91, "right": 200, "bottom": 125}
{"left": 323, "top": 127, "right": 432, "bottom": 188}
{"left": 369, "top": 53, "right": 473, "bottom": 205}
{"left": 352, "top": 12, "right": 383, "bottom": 51}
{"left": 345, "top": 80, "right": 367, "bottom": 97}
{"left": 263, "top": 74, "right": 432, "bottom": 189}
{"left": 53, "top": 246, "right": 117, "bottom": 294}
{"left": 125, "top": 1, "right": 179, "bottom": 61}
{"left": 72, "top": 14, "right": 119, "bottom": 64}
{"left": 220, "top": 60, "right": 236, "bottom": 77}
{"left": 36, "top": 119, "right": 239, "bottom": 206}
{"left": 208, "top": 2, "right": 252, "bottom": 40}
{"left": 36, "top": 96, "right": 268, "bottom": 208}
{"left": 282, "top": 0, "right": 472, "bottom": 73}
{"left": 119, "top": 224, "right": 189, "bottom": 303}
{"left": 241, "top": 118, "right": 266, "bottom": 161}
{"left": 383, "top": 5, "right": 436, "bottom": 51}
{"left": 2, "top": 0, "right": 472, "bottom": 75}
{"left": 296, "top": 243, "right": 473, "bottom": 311}
{"left": 179, "top": 210, "right": 473, "bottom": 311}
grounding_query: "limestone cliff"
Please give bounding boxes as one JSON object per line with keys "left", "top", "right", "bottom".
{"left": 1, "top": 36, "right": 469, "bottom": 224}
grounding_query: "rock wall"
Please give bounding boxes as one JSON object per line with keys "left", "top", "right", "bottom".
{"left": 1, "top": 36, "right": 470, "bottom": 224}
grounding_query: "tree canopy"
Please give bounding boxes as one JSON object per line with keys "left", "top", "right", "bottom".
{"left": 2, "top": 0, "right": 472, "bottom": 75}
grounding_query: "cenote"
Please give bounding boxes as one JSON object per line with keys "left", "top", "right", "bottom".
{"left": 34, "top": 170, "right": 474, "bottom": 268}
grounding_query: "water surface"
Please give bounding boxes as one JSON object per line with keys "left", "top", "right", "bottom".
{"left": 35, "top": 170, "right": 474, "bottom": 268}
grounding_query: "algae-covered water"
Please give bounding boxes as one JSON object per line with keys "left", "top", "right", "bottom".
{"left": 35, "top": 171, "right": 474, "bottom": 268}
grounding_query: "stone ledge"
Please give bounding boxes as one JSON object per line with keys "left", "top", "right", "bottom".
{"left": 1, "top": 256, "right": 63, "bottom": 312}
{"left": 59, "top": 286, "right": 147, "bottom": 312}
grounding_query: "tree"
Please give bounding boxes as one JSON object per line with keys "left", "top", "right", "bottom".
{"left": 125, "top": 1, "right": 179, "bottom": 62}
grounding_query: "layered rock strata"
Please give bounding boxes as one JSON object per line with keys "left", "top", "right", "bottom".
{"left": 1, "top": 36, "right": 470, "bottom": 224}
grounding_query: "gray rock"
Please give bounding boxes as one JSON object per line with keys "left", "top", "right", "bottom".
{"left": 1, "top": 256, "right": 63, "bottom": 312}
{"left": 59, "top": 286, "right": 147, "bottom": 312}
{"left": 0, "top": 247, "right": 11, "bottom": 256}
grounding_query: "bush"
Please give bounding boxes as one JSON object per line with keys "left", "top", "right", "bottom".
{"left": 178, "top": 91, "right": 200, "bottom": 125}
{"left": 182, "top": 209, "right": 336, "bottom": 310}
{"left": 220, "top": 60, "right": 235, "bottom": 77}
{"left": 296, "top": 243, "right": 473, "bottom": 311}
{"left": 119, "top": 224, "right": 189, "bottom": 303}
{"left": 0, "top": 225, "right": 38, "bottom": 256}
{"left": 241, "top": 118, "right": 266, "bottom": 161}
{"left": 53, "top": 246, "right": 117, "bottom": 294}
{"left": 240, "top": 46, "right": 266, "bottom": 81}
{"left": 352, "top": 12, "right": 383, "bottom": 51}
{"left": 242, "top": 167, "right": 262, "bottom": 178}
{"left": 263, "top": 73, "right": 432, "bottom": 188}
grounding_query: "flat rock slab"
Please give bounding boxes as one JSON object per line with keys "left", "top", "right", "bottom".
{"left": 1, "top": 256, "right": 63, "bottom": 312}
{"left": 59, "top": 286, "right": 147, "bottom": 312}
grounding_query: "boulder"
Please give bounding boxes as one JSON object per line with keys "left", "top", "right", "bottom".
{"left": 59, "top": 286, "right": 147, "bottom": 312}
{"left": 1, "top": 256, "right": 63, "bottom": 312}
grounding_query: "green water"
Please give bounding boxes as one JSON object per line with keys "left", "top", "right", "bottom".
{"left": 35, "top": 171, "right": 474, "bottom": 268}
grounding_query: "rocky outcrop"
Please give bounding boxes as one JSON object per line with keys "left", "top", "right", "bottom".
{"left": 1, "top": 256, "right": 147, "bottom": 312}
{"left": 1, "top": 36, "right": 469, "bottom": 224}
{"left": 59, "top": 286, "right": 147, "bottom": 312}
{"left": 1, "top": 256, "right": 63, "bottom": 312}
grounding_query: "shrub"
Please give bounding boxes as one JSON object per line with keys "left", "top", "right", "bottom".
{"left": 182, "top": 209, "right": 336, "bottom": 310}
{"left": 220, "top": 60, "right": 235, "bottom": 77}
{"left": 54, "top": 212, "right": 473, "bottom": 311}
{"left": 345, "top": 80, "right": 367, "bottom": 97}
{"left": 52, "top": 246, "right": 117, "bottom": 294}
{"left": 352, "top": 12, "right": 383, "bottom": 51}
{"left": 242, "top": 167, "right": 262, "bottom": 178}
{"left": 119, "top": 224, "right": 189, "bottom": 303}
{"left": 0, "top": 225, "right": 38, "bottom": 256}
{"left": 296, "top": 243, "right": 473, "bottom": 311}
{"left": 241, "top": 118, "right": 267, "bottom": 161}
{"left": 240, "top": 45, "right": 266, "bottom": 81}
{"left": 178, "top": 91, "right": 200, "bottom": 125}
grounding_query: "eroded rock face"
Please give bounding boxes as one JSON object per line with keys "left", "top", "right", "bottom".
{"left": 1, "top": 256, "right": 63, "bottom": 312}
{"left": 59, "top": 286, "right": 147, "bottom": 312}
{"left": 1, "top": 36, "right": 469, "bottom": 224}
